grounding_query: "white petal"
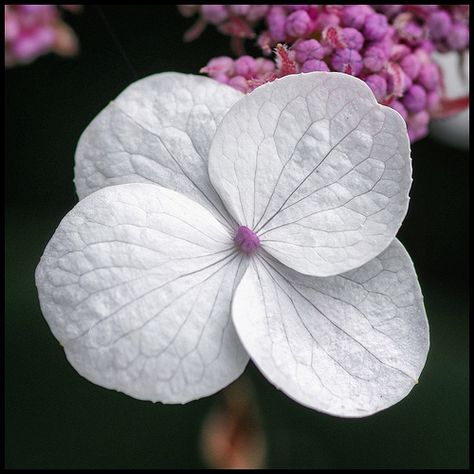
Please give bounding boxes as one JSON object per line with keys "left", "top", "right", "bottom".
{"left": 75, "top": 72, "right": 243, "bottom": 228}
{"left": 232, "top": 240, "right": 429, "bottom": 417}
{"left": 36, "top": 183, "right": 249, "bottom": 403}
{"left": 209, "top": 72, "right": 412, "bottom": 276}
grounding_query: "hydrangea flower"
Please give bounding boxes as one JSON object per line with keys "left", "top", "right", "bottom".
{"left": 4, "top": 4, "right": 81, "bottom": 68}
{"left": 36, "top": 72, "right": 429, "bottom": 417}
{"left": 182, "top": 4, "right": 469, "bottom": 142}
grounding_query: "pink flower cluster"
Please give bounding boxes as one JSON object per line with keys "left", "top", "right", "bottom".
{"left": 180, "top": 4, "right": 470, "bottom": 142}
{"left": 5, "top": 5, "right": 81, "bottom": 68}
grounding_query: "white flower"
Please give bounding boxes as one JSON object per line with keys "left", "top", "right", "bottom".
{"left": 36, "top": 72, "right": 429, "bottom": 417}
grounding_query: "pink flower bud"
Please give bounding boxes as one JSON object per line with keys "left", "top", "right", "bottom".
{"left": 427, "top": 10, "right": 452, "bottom": 39}
{"left": 13, "top": 26, "right": 55, "bottom": 62}
{"left": 341, "top": 28, "right": 364, "bottom": 51}
{"left": 228, "top": 75, "right": 250, "bottom": 93}
{"left": 403, "top": 84, "right": 427, "bottom": 113}
{"left": 364, "top": 46, "right": 388, "bottom": 72}
{"left": 390, "top": 44, "right": 411, "bottom": 61}
{"left": 293, "top": 39, "right": 325, "bottom": 63}
{"left": 403, "top": 21, "right": 424, "bottom": 43}
{"left": 366, "top": 74, "right": 388, "bottom": 101}
{"left": 364, "top": 13, "right": 389, "bottom": 41}
{"left": 5, "top": 10, "right": 20, "bottom": 42}
{"left": 201, "top": 56, "right": 235, "bottom": 77}
{"left": 375, "top": 28, "right": 395, "bottom": 56}
{"left": 229, "top": 5, "right": 250, "bottom": 16}
{"left": 314, "top": 13, "right": 340, "bottom": 31}
{"left": 426, "top": 90, "right": 440, "bottom": 112}
{"left": 302, "top": 59, "right": 330, "bottom": 73}
{"left": 234, "top": 55, "right": 257, "bottom": 78}
{"left": 391, "top": 100, "right": 408, "bottom": 120}
{"left": 255, "top": 57, "right": 275, "bottom": 74}
{"left": 331, "top": 48, "right": 363, "bottom": 76}
{"left": 407, "top": 110, "right": 430, "bottom": 142}
{"left": 246, "top": 5, "right": 269, "bottom": 22}
{"left": 418, "top": 39, "right": 436, "bottom": 54}
{"left": 18, "top": 4, "right": 55, "bottom": 16}
{"left": 201, "top": 5, "right": 228, "bottom": 24}
{"left": 414, "top": 47, "right": 431, "bottom": 65}
{"left": 402, "top": 72, "right": 412, "bottom": 93}
{"left": 5, "top": 4, "right": 80, "bottom": 67}
{"left": 446, "top": 22, "right": 469, "bottom": 50}
{"left": 285, "top": 10, "right": 313, "bottom": 37}
{"left": 286, "top": 5, "right": 310, "bottom": 12}
{"left": 267, "top": 6, "right": 287, "bottom": 42}
{"left": 417, "top": 63, "right": 440, "bottom": 91}
{"left": 376, "top": 5, "right": 402, "bottom": 18}
{"left": 400, "top": 54, "right": 421, "bottom": 80}
{"left": 213, "top": 73, "right": 230, "bottom": 84}
{"left": 450, "top": 5, "right": 470, "bottom": 22}
{"left": 341, "top": 5, "right": 373, "bottom": 30}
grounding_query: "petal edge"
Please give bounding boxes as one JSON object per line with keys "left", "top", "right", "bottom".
{"left": 232, "top": 239, "right": 428, "bottom": 417}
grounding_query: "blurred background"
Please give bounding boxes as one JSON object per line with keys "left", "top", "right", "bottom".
{"left": 5, "top": 5, "right": 469, "bottom": 469}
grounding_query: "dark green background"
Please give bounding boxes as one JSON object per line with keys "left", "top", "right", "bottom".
{"left": 5, "top": 5, "right": 469, "bottom": 469}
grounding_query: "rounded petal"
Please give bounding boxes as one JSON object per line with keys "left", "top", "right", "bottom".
{"left": 232, "top": 240, "right": 429, "bottom": 417}
{"left": 75, "top": 72, "right": 244, "bottom": 228}
{"left": 36, "top": 183, "right": 249, "bottom": 403}
{"left": 208, "top": 72, "right": 412, "bottom": 276}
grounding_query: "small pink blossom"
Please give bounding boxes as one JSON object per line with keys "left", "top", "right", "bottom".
{"left": 5, "top": 4, "right": 80, "bottom": 68}
{"left": 302, "top": 59, "right": 329, "bottom": 73}
{"left": 285, "top": 10, "right": 313, "bottom": 38}
{"left": 292, "top": 39, "right": 325, "bottom": 63}
{"left": 266, "top": 6, "right": 287, "bottom": 42}
{"left": 446, "top": 22, "right": 469, "bottom": 50}
{"left": 364, "top": 46, "right": 388, "bottom": 72}
{"left": 403, "top": 84, "right": 428, "bottom": 113}
{"left": 364, "top": 13, "right": 389, "bottom": 41}
{"left": 391, "top": 100, "right": 408, "bottom": 120}
{"left": 331, "top": 49, "right": 363, "bottom": 76}
{"left": 417, "top": 63, "right": 441, "bottom": 91}
{"left": 427, "top": 10, "right": 452, "bottom": 39}
{"left": 341, "top": 5, "right": 374, "bottom": 30}
{"left": 400, "top": 54, "right": 421, "bottom": 80}
{"left": 366, "top": 74, "right": 388, "bottom": 101}
{"left": 227, "top": 75, "right": 249, "bottom": 93}
{"left": 201, "top": 5, "right": 228, "bottom": 24}
{"left": 341, "top": 28, "right": 364, "bottom": 51}
{"left": 234, "top": 55, "right": 257, "bottom": 78}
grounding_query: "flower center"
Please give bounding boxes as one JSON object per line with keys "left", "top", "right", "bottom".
{"left": 234, "top": 226, "right": 260, "bottom": 255}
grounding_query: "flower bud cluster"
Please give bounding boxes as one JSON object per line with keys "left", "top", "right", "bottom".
{"left": 180, "top": 4, "right": 469, "bottom": 142}
{"left": 5, "top": 5, "right": 81, "bottom": 68}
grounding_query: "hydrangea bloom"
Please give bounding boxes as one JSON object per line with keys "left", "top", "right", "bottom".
{"left": 4, "top": 4, "right": 80, "bottom": 68}
{"left": 36, "top": 72, "right": 429, "bottom": 417}
{"left": 182, "top": 4, "right": 469, "bottom": 142}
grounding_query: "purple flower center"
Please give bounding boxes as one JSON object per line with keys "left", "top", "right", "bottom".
{"left": 234, "top": 226, "right": 260, "bottom": 255}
